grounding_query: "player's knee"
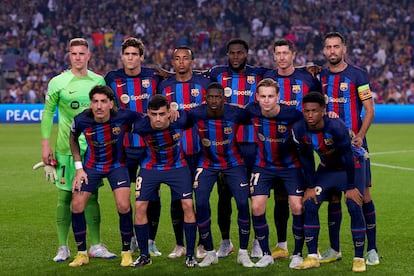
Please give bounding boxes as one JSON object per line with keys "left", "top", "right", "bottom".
{"left": 251, "top": 201, "right": 265, "bottom": 216}
{"left": 290, "top": 202, "right": 303, "bottom": 215}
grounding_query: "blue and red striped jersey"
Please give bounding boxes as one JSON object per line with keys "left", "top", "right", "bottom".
{"left": 71, "top": 109, "right": 141, "bottom": 172}
{"left": 206, "top": 64, "right": 268, "bottom": 143}
{"left": 292, "top": 116, "right": 355, "bottom": 188}
{"left": 157, "top": 73, "right": 211, "bottom": 155}
{"left": 264, "top": 68, "right": 321, "bottom": 111}
{"left": 187, "top": 104, "right": 251, "bottom": 169}
{"left": 105, "top": 68, "right": 162, "bottom": 147}
{"left": 320, "top": 65, "right": 372, "bottom": 134}
{"left": 245, "top": 102, "right": 302, "bottom": 169}
{"left": 132, "top": 110, "right": 190, "bottom": 170}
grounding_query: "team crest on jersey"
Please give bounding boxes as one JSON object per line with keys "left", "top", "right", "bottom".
{"left": 191, "top": 88, "right": 200, "bottom": 97}
{"left": 324, "top": 138, "right": 334, "bottom": 146}
{"left": 193, "top": 180, "right": 199, "bottom": 189}
{"left": 247, "top": 76, "right": 255, "bottom": 84}
{"left": 112, "top": 127, "right": 121, "bottom": 135}
{"left": 292, "top": 85, "right": 301, "bottom": 94}
{"left": 224, "top": 127, "right": 232, "bottom": 135}
{"left": 142, "top": 79, "right": 150, "bottom": 88}
{"left": 120, "top": 94, "right": 130, "bottom": 104}
{"left": 340, "top": 82, "right": 348, "bottom": 91}
{"left": 278, "top": 125, "right": 287, "bottom": 133}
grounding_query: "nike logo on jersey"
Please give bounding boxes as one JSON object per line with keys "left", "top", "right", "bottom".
{"left": 199, "top": 128, "right": 208, "bottom": 132}
{"left": 240, "top": 183, "right": 249, "bottom": 187}
{"left": 222, "top": 76, "right": 232, "bottom": 81}
{"left": 166, "top": 92, "right": 175, "bottom": 96}
{"left": 85, "top": 132, "right": 96, "bottom": 136}
{"left": 117, "top": 180, "right": 127, "bottom": 185}
{"left": 117, "top": 83, "right": 126, "bottom": 88}
{"left": 295, "top": 189, "right": 304, "bottom": 193}
{"left": 182, "top": 192, "right": 192, "bottom": 197}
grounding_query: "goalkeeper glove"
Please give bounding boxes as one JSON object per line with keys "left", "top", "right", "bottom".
{"left": 33, "top": 159, "right": 58, "bottom": 183}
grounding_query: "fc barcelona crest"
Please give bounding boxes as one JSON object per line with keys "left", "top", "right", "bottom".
{"left": 112, "top": 126, "right": 121, "bottom": 135}
{"left": 247, "top": 76, "right": 255, "bottom": 84}
{"left": 191, "top": 88, "right": 200, "bottom": 97}
{"left": 340, "top": 82, "right": 348, "bottom": 91}
{"left": 142, "top": 79, "right": 150, "bottom": 88}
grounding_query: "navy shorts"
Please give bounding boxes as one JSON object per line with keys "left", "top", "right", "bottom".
{"left": 81, "top": 166, "right": 130, "bottom": 193}
{"left": 136, "top": 166, "right": 193, "bottom": 201}
{"left": 313, "top": 160, "right": 366, "bottom": 202}
{"left": 250, "top": 166, "right": 305, "bottom": 197}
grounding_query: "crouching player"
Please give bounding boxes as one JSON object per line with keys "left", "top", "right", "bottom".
{"left": 292, "top": 92, "right": 367, "bottom": 272}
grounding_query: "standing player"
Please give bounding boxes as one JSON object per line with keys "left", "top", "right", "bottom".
{"left": 188, "top": 83, "right": 254, "bottom": 268}
{"left": 158, "top": 46, "right": 211, "bottom": 259}
{"left": 68, "top": 85, "right": 138, "bottom": 267}
{"left": 263, "top": 38, "right": 321, "bottom": 261}
{"left": 319, "top": 32, "right": 378, "bottom": 266}
{"left": 105, "top": 37, "right": 163, "bottom": 257}
{"left": 245, "top": 79, "right": 304, "bottom": 268}
{"left": 40, "top": 38, "right": 115, "bottom": 262}
{"left": 292, "top": 91, "right": 367, "bottom": 272}
{"left": 206, "top": 39, "right": 268, "bottom": 258}
{"left": 132, "top": 95, "right": 197, "bottom": 268}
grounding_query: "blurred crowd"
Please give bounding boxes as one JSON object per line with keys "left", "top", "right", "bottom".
{"left": 1, "top": 0, "right": 414, "bottom": 104}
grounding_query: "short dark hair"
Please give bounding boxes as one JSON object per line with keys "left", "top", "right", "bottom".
{"left": 226, "top": 38, "right": 249, "bottom": 53}
{"left": 206, "top": 82, "right": 224, "bottom": 95}
{"left": 324, "top": 32, "right": 346, "bottom": 45}
{"left": 303, "top": 91, "right": 325, "bottom": 107}
{"left": 273, "top": 39, "right": 296, "bottom": 53}
{"left": 89, "top": 85, "right": 115, "bottom": 101}
{"left": 122, "top": 37, "right": 145, "bottom": 56}
{"left": 148, "top": 94, "right": 170, "bottom": 110}
{"left": 173, "top": 46, "right": 194, "bottom": 59}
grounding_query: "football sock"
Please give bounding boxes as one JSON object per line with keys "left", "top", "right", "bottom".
{"left": 85, "top": 191, "right": 101, "bottom": 246}
{"left": 56, "top": 189, "right": 71, "bottom": 246}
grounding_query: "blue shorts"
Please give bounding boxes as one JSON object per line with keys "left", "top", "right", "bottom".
{"left": 194, "top": 166, "right": 250, "bottom": 208}
{"left": 250, "top": 166, "right": 305, "bottom": 197}
{"left": 313, "top": 160, "right": 366, "bottom": 202}
{"left": 136, "top": 166, "right": 193, "bottom": 201}
{"left": 81, "top": 167, "right": 130, "bottom": 193}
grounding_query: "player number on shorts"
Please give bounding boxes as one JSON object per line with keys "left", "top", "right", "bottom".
{"left": 135, "top": 176, "right": 143, "bottom": 191}
{"left": 250, "top": 172, "right": 260, "bottom": 186}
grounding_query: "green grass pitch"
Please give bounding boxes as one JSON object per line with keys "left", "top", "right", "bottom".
{"left": 0, "top": 123, "right": 413, "bottom": 275}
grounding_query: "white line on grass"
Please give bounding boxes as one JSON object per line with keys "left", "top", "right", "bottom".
{"left": 369, "top": 149, "right": 414, "bottom": 156}
{"left": 370, "top": 162, "right": 414, "bottom": 171}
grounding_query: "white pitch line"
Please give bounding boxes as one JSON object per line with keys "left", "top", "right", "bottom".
{"left": 369, "top": 150, "right": 414, "bottom": 156}
{"left": 370, "top": 162, "right": 414, "bottom": 171}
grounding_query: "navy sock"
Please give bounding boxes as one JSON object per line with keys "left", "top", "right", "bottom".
{"left": 134, "top": 223, "right": 149, "bottom": 256}
{"left": 252, "top": 214, "right": 270, "bottom": 255}
{"left": 363, "top": 200, "right": 377, "bottom": 252}
{"left": 346, "top": 199, "right": 366, "bottom": 258}
{"left": 303, "top": 200, "right": 320, "bottom": 255}
{"left": 292, "top": 214, "right": 304, "bottom": 256}
{"left": 184, "top": 222, "right": 197, "bottom": 256}
{"left": 72, "top": 212, "right": 87, "bottom": 251}
{"left": 147, "top": 201, "right": 161, "bottom": 241}
{"left": 119, "top": 209, "right": 133, "bottom": 252}
{"left": 328, "top": 202, "right": 342, "bottom": 252}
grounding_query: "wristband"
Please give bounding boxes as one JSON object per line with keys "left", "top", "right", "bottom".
{"left": 74, "top": 161, "right": 83, "bottom": 170}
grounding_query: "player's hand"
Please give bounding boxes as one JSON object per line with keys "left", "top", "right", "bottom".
{"left": 33, "top": 159, "right": 58, "bottom": 183}
{"left": 306, "top": 64, "right": 321, "bottom": 78}
{"left": 327, "top": 111, "right": 339, "bottom": 118}
{"left": 303, "top": 187, "right": 318, "bottom": 204}
{"left": 345, "top": 188, "right": 363, "bottom": 206}
{"left": 72, "top": 169, "right": 88, "bottom": 193}
{"left": 169, "top": 109, "right": 180, "bottom": 122}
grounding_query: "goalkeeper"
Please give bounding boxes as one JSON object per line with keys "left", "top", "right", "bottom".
{"left": 37, "top": 38, "right": 115, "bottom": 262}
